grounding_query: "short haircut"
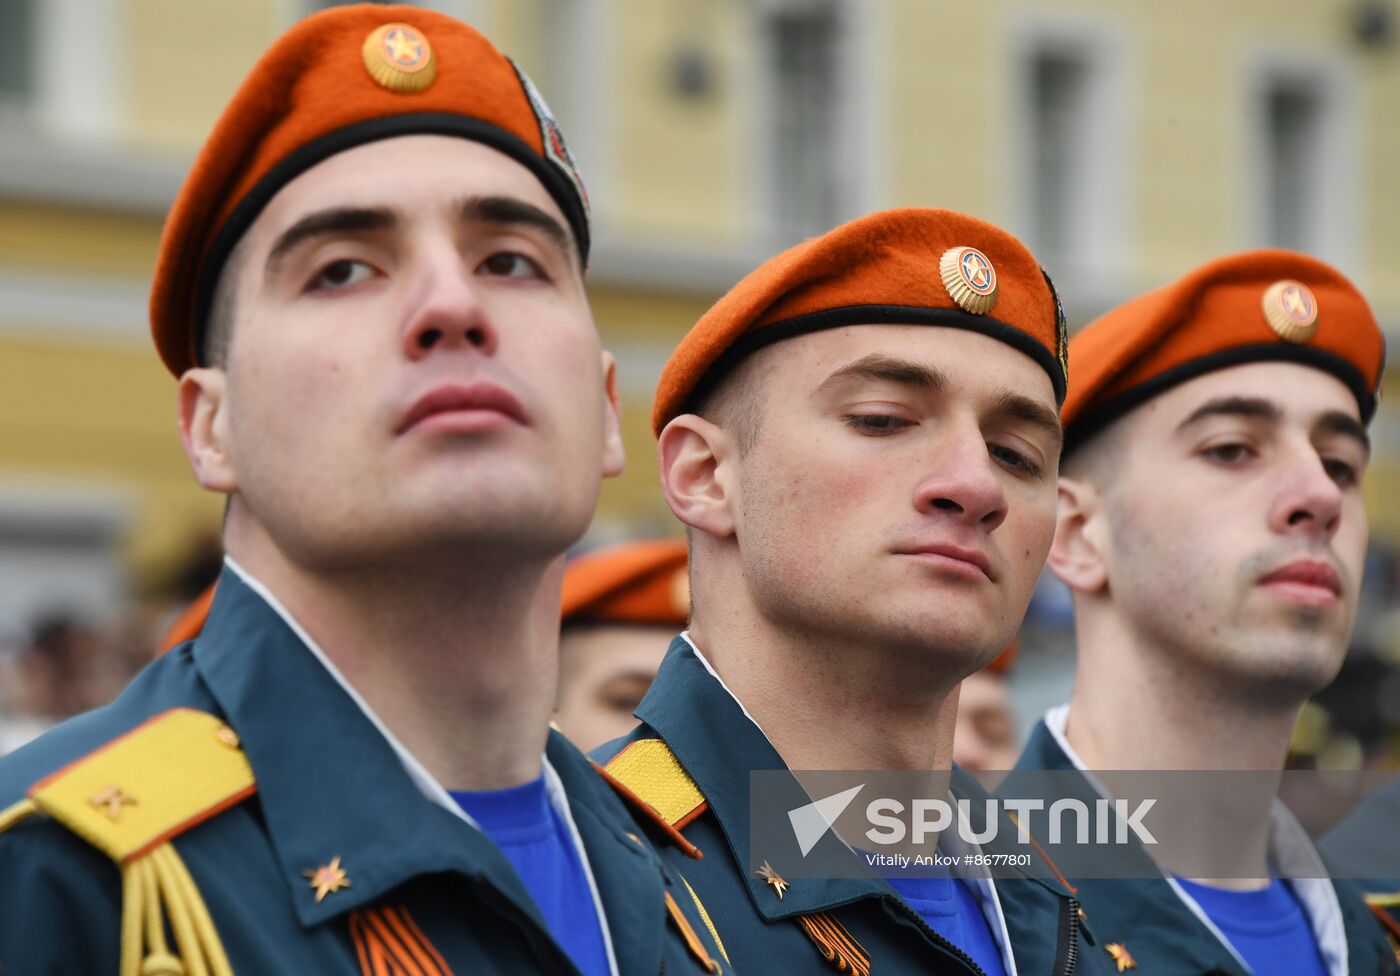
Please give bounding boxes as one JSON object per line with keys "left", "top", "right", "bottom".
{"left": 1061, "top": 413, "right": 1130, "bottom": 485}
{"left": 690, "top": 346, "right": 775, "bottom": 455}
{"left": 199, "top": 239, "right": 247, "bottom": 369}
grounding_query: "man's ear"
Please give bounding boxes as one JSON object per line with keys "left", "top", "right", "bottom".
{"left": 599, "top": 351, "right": 625, "bottom": 479}
{"left": 1047, "top": 475, "right": 1109, "bottom": 594}
{"left": 178, "top": 368, "right": 238, "bottom": 494}
{"left": 657, "top": 414, "right": 736, "bottom": 538}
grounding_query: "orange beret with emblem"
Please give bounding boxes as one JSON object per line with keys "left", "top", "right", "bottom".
{"left": 561, "top": 540, "right": 690, "bottom": 628}
{"left": 1063, "top": 249, "right": 1385, "bottom": 453}
{"left": 150, "top": 3, "right": 589, "bottom": 376}
{"left": 652, "top": 207, "right": 1068, "bottom": 434}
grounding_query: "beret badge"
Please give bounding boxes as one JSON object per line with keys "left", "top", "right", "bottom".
{"left": 939, "top": 245, "right": 999, "bottom": 315}
{"left": 362, "top": 23, "right": 438, "bottom": 93}
{"left": 1261, "top": 279, "right": 1319, "bottom": 344}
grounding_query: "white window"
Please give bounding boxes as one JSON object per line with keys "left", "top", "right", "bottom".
{"left": 752, "top": 0, "right": 878, "bottom": 245}
{"left": 1244, "top": 51, "right": 1358, "bottom": 267}
{"left": 0, "top": 0, "right": 119, "bottom": 142}
{"left": 1008, "top": 15, "right": 1130, "bottom": 276}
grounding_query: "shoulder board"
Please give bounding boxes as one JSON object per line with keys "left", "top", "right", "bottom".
{"left": 15, "top": 707, "right": 255, "bottom": 863}
{"left": 0, "top": 708, "right": 253, "bottom": 976}
{"left": 596, "top": 738, "right": 707, "bottom": 859}
{"left": 603, "top": 738, "right": 707, "bottom": 830}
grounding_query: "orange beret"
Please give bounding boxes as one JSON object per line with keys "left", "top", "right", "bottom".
{"left": 151, "top": 3, "right": 589, "bottom": 376}
{"left": 652, "top": 207, "right": 1067, "bottom": 434}
{"left": 1063, "top": 249, "right": 1385, "bottom": 452}
{"left": 561, "top": 539, "right": 690, "bottom": 628}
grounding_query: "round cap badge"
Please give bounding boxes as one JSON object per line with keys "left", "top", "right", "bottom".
{"left": 1261, "top": 279, "right": 1319, "bottom": 344}
{"left": 362, "top": 23, "right": 437, "bottom": 93}
{"left": 939, "top": 246, "right": 999, "bottom": 315}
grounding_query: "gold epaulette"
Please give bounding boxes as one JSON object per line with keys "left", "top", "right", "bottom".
{"left": 602, "top": 738, "right": 708, "bottom": 831}
{"left": 0, "top": 708, "right": 256, "bottom": 976}
{"left": 598, "top": 740, "right": 733, "bottom": 970}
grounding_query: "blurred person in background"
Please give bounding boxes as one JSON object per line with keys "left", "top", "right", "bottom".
{"left": 0, "top": 6, "right": 728, "bottom": 975}
{"left": 0, "top": 616, "right": 85, "bottom": 754}
{"left": 1015, "top": 250, "right": 1395, "bottom": 974}
{"left": 556, "top": 538, "right": 688, "bottom": 751}
{"left": 951, "top": 641, "right": 1019, "bottom": 772}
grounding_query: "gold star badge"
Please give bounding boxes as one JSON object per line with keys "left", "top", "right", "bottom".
{"left": 88, "top": 785, "right": 137, "bottom": 822}
{"left": 1261, "top": 279, "right": 1319, "bottom": 343}
{"left": 304, "top": 856, "right": 352, "bottom": 902}
{"left": 754, "top": 860, "right": 789, "bottom": 899}
{"left": 939, "top": 245, "right": 999, "bottom": 315}
{"left": 361, "top": 23, "right": 437, "bottom": 93}
{"left": 1105, "top": 942, "right": 1137, "bottom": 972}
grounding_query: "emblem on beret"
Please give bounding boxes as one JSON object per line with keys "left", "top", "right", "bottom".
{"left": 362, "top": 23, "right": 438, "bottom": 93}
{"left": 939, "top": 246, "right": 999, "bottom": 315}
{"left": 1261, "top": 279, "right": 1319, "bottom": 343}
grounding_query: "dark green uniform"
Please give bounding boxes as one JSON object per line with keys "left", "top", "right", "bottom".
{"left": 0, "top": 570, "right": 728, "bottom": 975}
{"left": 594, "top": 638, "right": 1115, "bottom": 976}
{"left": 1010, "top": 714, "right": 1399, "bottom": 975}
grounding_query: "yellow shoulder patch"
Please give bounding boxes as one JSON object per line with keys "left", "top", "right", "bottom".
{"left": 0, "top": 708, "right": 255, "bottom": 976}
{"left": 25, "top": 708, "right": 255, "bottom": 863}
{"left": 604, "top": 738, "right": 706, "bottom": 829}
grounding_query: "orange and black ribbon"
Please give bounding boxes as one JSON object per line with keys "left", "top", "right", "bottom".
{"left": 349, "top": 906, "right": 454, "bottom": 976}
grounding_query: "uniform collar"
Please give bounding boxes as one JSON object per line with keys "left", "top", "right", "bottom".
{"left": 636, "top": 635, "right": 1064, "bottom": 936}
{"left": 635, "top": 635, "right": 892, "bottom": 920}
{"left": 191, "top": 564, "right": 644, "bottom": 970}
{"left": 1021, "top": 708, "right": 1355, "bottom": 976}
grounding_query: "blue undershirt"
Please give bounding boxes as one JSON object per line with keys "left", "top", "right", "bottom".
{"left": 1176, "top": 877, "right": 1327, "bottom": 976}
{"left": 450, "top": 774, "right": 610, "bottom": 976}
{"left": 884, "top": 873, "right": 1008, "bottom": 976}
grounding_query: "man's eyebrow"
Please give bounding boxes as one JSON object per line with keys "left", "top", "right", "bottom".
{"left": 815, "top": 353, "right": 949, "bottom": 396}
{"left": 459, "top": 195, "right": 574, "bottom": 261}
{"left": 1176, "top": 396, "right": 1282, "bottom": 432}
{"left": 991, "top": 390, "right": 1064, "bottom": 448}
{"left": 265, "top": 207, "right": 397, "bottom": 275}
{"left": 1315, "top": 410, "right": 1371, "bottom": 458}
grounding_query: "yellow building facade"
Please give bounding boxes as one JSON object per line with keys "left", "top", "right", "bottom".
{"left": 1, "top": 0, "right": 1397, "bottom": 626}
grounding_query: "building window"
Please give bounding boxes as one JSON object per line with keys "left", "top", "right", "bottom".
{"left": 1245, "top": 53, "right": 1357, "bottom": 266}
{"left": 1009, "top": 16, "right": 1129, "bottom": 278}
{"left": 1260, "top": 76, "right": 1324, "bottom": 252}
{"left": 761, "top": 0, "right": 841, "bottom": 241}
{"left": 1027, "top": 49, "right": 1089, "bottom": 260}
{"left": 0, "top": 0, "right": 35, "bottom": 107}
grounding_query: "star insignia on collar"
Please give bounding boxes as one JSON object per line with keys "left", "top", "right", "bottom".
{"left": 1105, "top": 942, "right": 1137, "bottom": 971}
{"left": 304, "top": 856, "right": 352, "bottom": 902}
{"left": 754, "top": 860, "right": 789, "bottom": 900}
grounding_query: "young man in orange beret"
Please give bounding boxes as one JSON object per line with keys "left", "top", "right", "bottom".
{"left": 0, "top": 7, "right": 726, "bottom": 974}
{"left": 555, "top": 540, "right": 689, "bottom": 751}
{"left": 1012, "top": 250, "right": 1395, "bottom": 973}
{"left": 596, "top": 209, "right": 1117, "bottom": 975}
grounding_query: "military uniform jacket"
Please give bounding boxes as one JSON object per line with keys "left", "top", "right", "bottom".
{"left": 593, "top": 637, "right": 1117, "bottom": 976}
{"left": 1009, "top": 707, "right": 1399, "bottom": 975}
{"left": 0, "top": 569, "right": 727, "bottom": 976}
